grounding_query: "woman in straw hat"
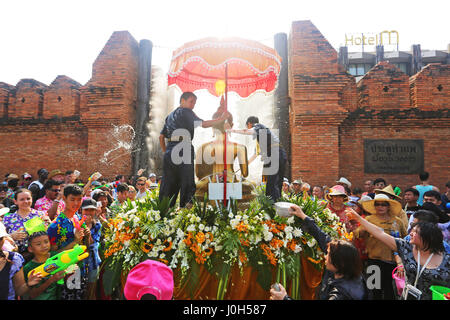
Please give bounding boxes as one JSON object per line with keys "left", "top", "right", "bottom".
{"left": 325, "top": 185, "right": 358, "bottom": 233}
{"left": 374, "top": 184, "right": 409, "bottom": 227}
{"left": 354, "top": 194, "right": 407, "bottom": 300}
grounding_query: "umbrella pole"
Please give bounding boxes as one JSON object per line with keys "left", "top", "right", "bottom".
{"left": 223, "top": 63, "right": 228, "bottom": 208}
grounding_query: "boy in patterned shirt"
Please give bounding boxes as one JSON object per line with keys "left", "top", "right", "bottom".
{"left": 47, "top": 184, "right": 92, "bottom": 300}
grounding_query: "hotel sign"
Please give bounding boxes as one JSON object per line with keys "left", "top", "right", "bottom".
{"left": 345, "top": 30, "right": 399, "bottom": 49}
{"left": 364, "top": 139, "right": 424, "bottom": 174}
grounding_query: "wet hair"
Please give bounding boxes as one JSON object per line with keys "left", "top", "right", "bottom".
{"left": 419, "top": 171, "right": 429, "bottom": 181}
{"left": 7, "top": 179, "right": 19, "bottom": 189}
{"left": 117, "top": 183, "right": 129, "bottom": 193}
{"left": 352, "top": 187, "right": 363, "bottom": 195}
{"left": 65, "top": 170, "right": 73, "bottom": 175}
{"left": 43, "top": 179, "right": 61, "bottom": 191}
{"left": 412, "top": 222, "right": 445, "bottom": 254}
{"left": 328, "top": 240, "right": 362, "bottom": 279}
{"left": 14, "top": 188, "right": 32, "bottom": 200}
{"left": 373, "top": 178, "right": 386, "bottom": 186}
{"left": 93, "top": 190, "right": 113, "bottom": 206}
{"left": 446, "top": 181, "right": 450, "bottom": 188}
{"left": 180, "top": 92, "right": 197, "bottom": 103}
{"left": 28, "top": 231, "right": 49, "bottom": 247}
{"left": 115, "top": 174, "right": 124, "bottom": 181}
{"left": 413, "top": 210, "right": 439, "bottom": 224}
{"left": 423, "top": 190, "right": 441, "bottom": 202}
{"left": 404, "top": 187, "right": 419, "bottom": 197}
{"left": 63, "top": 184, "right": 83, "bottom": 197}
{"left": 245, "top": 116, "right": 259, "bottom": 126}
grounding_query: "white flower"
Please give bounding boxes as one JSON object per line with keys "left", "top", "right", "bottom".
{"left": 294, "top": 245, "right": 302, "bottom": 253}
{"left": 187, "top": 224, "right": 196, "bottom": 232}
{"left": 287, "top": 216, "right": 295, "bottom": 224}
{"left": 204, "top": 226, "right": 211, "bottom": 232}
{"left": 228, "top": 212, "right": 234, "bottom": 218}
{"left": 199, "top": 223, "right": 205, "bottom": 231}
{"left": 142, "top": 234, "right": 148, "bottom": 240}
{"left": 263, "top": 230, "right": 273, "bottom": 242}
{"left": 293, "top": 228, "right": 303, "bottom": 237}
{"left": 307, "top": 238, "right": 317, "bottom": 248}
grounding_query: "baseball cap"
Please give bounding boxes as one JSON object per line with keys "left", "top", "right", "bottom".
{"left": 81, "top": 198, "right": 98, "bottom": 210}
{"left": 149, "top": 173, "right": 156, "bottom": 178}
{"left": 22, "top": 172, "right": 32, "bottom": 179}
{"left": 124, "top": 260, "right": 174, "bottom": 300}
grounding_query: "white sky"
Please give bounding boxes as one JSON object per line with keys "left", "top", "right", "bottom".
{"left": 1, "top": 0, "right": 449, "bottom": 86}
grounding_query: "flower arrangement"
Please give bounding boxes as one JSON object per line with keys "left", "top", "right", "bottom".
{"left": 101, "top": 187, "right": 352, "bottom": 299}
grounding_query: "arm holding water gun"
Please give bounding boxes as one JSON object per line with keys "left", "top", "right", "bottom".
{"left": 27, "top": 244, "right": 89, "bottom": 285}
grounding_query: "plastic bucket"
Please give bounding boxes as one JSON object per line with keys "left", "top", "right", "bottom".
{"left": 429, "top": 285, "right": 450, "bottom": 300}
{"left": 392, "top": 265, "right": 405, "bottom": 296}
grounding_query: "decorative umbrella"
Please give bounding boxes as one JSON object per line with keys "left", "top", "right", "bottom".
{"left": 168, "top": 37, "right": 282, "bottom": 206}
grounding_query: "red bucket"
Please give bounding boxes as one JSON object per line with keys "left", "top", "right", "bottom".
{"left": 392, "top": 265, "right": 405, "bottom": 296}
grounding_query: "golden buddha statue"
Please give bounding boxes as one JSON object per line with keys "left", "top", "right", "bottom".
{"left": 194, "top": 106, "right": 256, "bottom": 205}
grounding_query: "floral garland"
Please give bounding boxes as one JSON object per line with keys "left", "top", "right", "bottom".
{"left": 101, "top": 187, "right": 352, "bottom": 299}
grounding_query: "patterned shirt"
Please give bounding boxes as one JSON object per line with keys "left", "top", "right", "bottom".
{"left": 2, "top": 209, "right": 46, "bottom": 252}
{"left": 34, "top": 196, "right": 65, "bottom": 214}
{"left": 395, "top": 238, "right": 450, "bottom": 300}
{"left": 47, "top": 212, "right": 81, "bottom": 250}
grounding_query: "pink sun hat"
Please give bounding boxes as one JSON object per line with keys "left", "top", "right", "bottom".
{"left": 325, "top": 185, "right": 349, "bottom": 201}
{"left": 124, "top": 260, "right": 174, "bottom": 300}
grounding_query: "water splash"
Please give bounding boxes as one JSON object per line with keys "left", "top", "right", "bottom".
{"left": 100, "top": 124, "right": 137, "bottom": 166}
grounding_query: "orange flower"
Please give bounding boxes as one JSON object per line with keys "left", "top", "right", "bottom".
{"left": 240, "top": 238, "right": 250, "bottom": 247}
{"left": 184, "top": 232, "right": 193, "bottom": 247}
{"left": 239, "top": 251, "right": 248, "bottom": 264}
{"left": 204, "top": 247, "right": 214, "bottom": 256}
{"left": 141, "top": 242, "right": 153, "bottom": 253}
{"left": 163, "top": 240, "right": 173, "bottom": 252}
{"left": 307, "top": 256, "right": 322, "bottom": 265}
{"left": 235, "top": 221, "right": 249, "bottom": 233}
{"left": 158, "top": 258, "right": 169, "bottom": 265}
{"left": 270, "top": 238, "right": 283, "bottom": 249}
{"left": 195, "top": 231, "right": 205, "bottom": 244}
{"left": 287, "top": 239, "right": 297, "bottom": 251}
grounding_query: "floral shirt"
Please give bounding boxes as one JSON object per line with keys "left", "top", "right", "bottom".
{"left": 2, "top": 209, "right": 46, "bottom": 252}
{"left": 4, "top": 251, "right": 25, "bottom": 300}
{"left": 47, "top": 212, "right": 81, "bottom": 250}
{"left": 34, "top": 196, "right": 65, "bottom": 214}
{"left": 395, "top": 238, "right": 450, "bottom": 300}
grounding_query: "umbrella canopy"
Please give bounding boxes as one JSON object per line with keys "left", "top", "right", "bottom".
{"left": 168, "top": 37, "right": 281, "bottom": 98}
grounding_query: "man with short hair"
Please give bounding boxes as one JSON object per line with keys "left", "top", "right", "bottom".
{"left": 413, "top": 171, "right": 439, "bottom": 205}
{"left": 229, "top": 116, "right": 287, "bottom": 202}
{"left": 135, "top": 177, "right": 150, "bottom": 200}
{"left": 367, "top": 178, "right": 386, "bottom": 199}
{"left": 403, "top": 187, "right": 420, "bottom": 221}
{"left": 159, "top": 92, "right": 231, "bottom": 208}
{"left": 362, "top": 179, "right": 373, "bottom": 197}
{"left": 109, "top": 183, "right": 129, "bottom": 217}
{"left": 34, "top": 179, "right": 65, "bottom": 220}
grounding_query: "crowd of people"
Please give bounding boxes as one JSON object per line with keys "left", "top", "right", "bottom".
{"left": 271, "top": 173, "right": 450, "bottom": 300}
{"left": 0, "top": 166, "right": 449, "bottom": 300}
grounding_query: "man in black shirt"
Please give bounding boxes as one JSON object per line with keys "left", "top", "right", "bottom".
{"left": 159, "top": 92, "right": 231, "bottom": 208}
{"left": 229, "top": 116, "right": 287, "bottom": 202}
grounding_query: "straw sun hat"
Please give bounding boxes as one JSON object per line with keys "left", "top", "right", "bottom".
{"left": 361, "top": 194, "right": 402, "bottom": 215}
{"left": 374, "top": 184, "right": 402, "bottom": 200}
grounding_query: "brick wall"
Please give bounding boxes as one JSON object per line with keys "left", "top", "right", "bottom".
{"left": 0, "top": 31, "right": 139, "bottom": 181}
{"left": 289, "top": 20, "right": 450, "bottom": 191}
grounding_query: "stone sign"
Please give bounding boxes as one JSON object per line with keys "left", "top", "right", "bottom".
{"left": 364, "top": 139, "right": 424, "bottom": 174}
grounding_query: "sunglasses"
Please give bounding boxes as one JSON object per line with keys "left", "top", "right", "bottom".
{"left": 0, "top": 188, "right": 7, "bottom": 192}
{"left": 137, "top": 183, "right": 145, "bottom": 186}
{"left": 374, "top": 202, "right": 389, "bottom": 207}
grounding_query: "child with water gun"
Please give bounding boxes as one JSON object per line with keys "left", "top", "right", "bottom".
{"left": 23, "top": 231, "right": 66, "bottom": 299}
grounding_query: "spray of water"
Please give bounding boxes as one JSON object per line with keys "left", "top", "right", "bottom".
{"left": 100, "top": 124, "right": 137, "bottom": 166}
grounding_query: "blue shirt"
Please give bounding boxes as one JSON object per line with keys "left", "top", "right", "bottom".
{"left": 414, "top": 185, "right": 434, "bottom": 205}
{"left": 86, "top": 221, "right": 102, "bottom": 271}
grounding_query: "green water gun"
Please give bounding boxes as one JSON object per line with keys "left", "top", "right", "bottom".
{"left": 28, "top": 244, "right": 89, "bottom": 284}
